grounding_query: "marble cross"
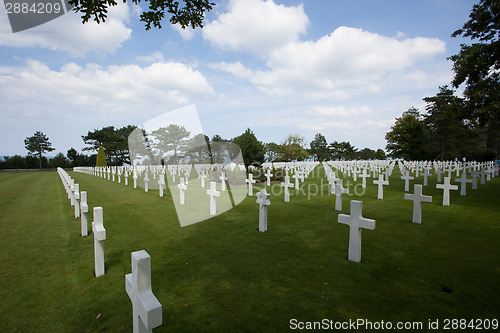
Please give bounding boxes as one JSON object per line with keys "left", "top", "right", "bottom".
{"left": 92, "top": 207, "right": 106, "bottom": 277}
{"left": 256, "top": 189, "right": 271, "bottom": 232}
{"left": 422, "top": 168, "right": 432, "bottom": 186}
{"left": 359, "top": 169, "right": 370, "bottom": 188}
{"left": 246, "top": 173, "right": 256, "bottom": 196}
{"left": 80, "top": 191, "right": 88, "bottom": 237}
{"left": 74, "top": 183, "right": 80, "bottom": 218}
{"left": 280, "top": 175, "right": 294, "bottom": 202}
{"left": 334, "top": 179, "right": 349, "bottom": 211}
{"left": 177, "top": 178, "right": 187, "bottom": 205}
{"left": 144, "top": 172, "right": 149, "bottom": 192}
{"left": 206, "top": 181, "right": 220, "bottom": 215}
{"left": 404, "top": 184, "right": 432, "bottom": 224}
{"left": 436, "top": 176, "right": 458, "bottom": 206}
{"left": 455, "top": 172, "right": 473, "bottom": 196}
{"left": 125, "top": 250, "right": 162, "bottom": 333}
{"left": 338, "top": 200, "right": 376, "bottom": 263}
{"left": 220, "top": 171, "right": 228, "bottom": 191}
{"left": 400, "top": 170, "right": 414, "bottom": 192}
{"left": 264, "top": 169, "right": 273, "bottom": 186}
{"left": 373, "top": 174, "right": 389, "bottom": 200}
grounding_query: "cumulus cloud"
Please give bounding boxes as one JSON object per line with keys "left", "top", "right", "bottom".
{"left": 0, "top": 3, "right": 132, "bottom": 56}
{"left": 203, "top": 0, "right": 308, "bottom": 54}
{"left": 211, "top": 26, "right": 446, "bottom": 98}
{"left": 0, "top": 59, "right": 215, "bottom": 114}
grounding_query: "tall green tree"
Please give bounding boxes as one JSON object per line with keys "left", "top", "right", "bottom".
{"left": 49, "top": 153, "right": 71, "bottom": 168}
{"left": 24, "top": 131, "right": 55, "bottom": 169}
{"left": 150, "top": 124, "right": 191, "bottom": 164}
{"left": 70, "top": 0, "right": 215, "bottom": 30}
{"left": 96, "top": 146, "right": 107, "bottom": 167}
{"left": 329, "top": 141, "right": 358, "bottom": 160}
{"left": 385, "top": 107, "right": 429, "bottom": 160}
{"left": 423, "top": 86, "right": 467, "bottom": 160}
{"left": 264, "top": 142, "right": 281, "bottom": 162}
{"left": 232, "top": 128, "right": 265, "bottom": 167}
{"left": 82, "top": 125, "right": 136, "bottom": 165}
{"left": 450, "top": 0, "right": 500, "bottom": 157}
{"left": 309, "top": 133, "right": 330, "bottom": 161}
{"left": 280, "top": 135, "right": 309, "bottom": 162}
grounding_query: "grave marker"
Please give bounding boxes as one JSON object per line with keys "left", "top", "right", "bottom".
{"left": 206, "top": 182, "right": 220, "bottom": 215}
{"left": 436, "top": 176, "right": 458, "bottom": 206}
{"left": 256, "top": 189, "right": 271, "bottom": 232}
{"left": 92, "top": 207, "right": 106, "bottom": 277}
{"left": 280, "top": 175, "right": 294, "bottom": 202}
{"left": 246, "top": 173, "right": 256, "bottom": 196}
{"left": 373, "top": 174, "right": 389, "bottom": 200}
{"left": 404, "top": 184, "right": 432, "bottom": 224}
{"left": 125, "top": 250, "right": 162, "bottom": 333}
{"left": 177, "top": 178, "right": 187, "bottom": 205}
{"left": 80, "top": 191, "right": 88, "bottom": 236}
{"left": 338, "top": 200, "right": 375, "bottom": 263}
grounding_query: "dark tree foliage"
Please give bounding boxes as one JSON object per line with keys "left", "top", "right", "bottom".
{"left": 82, "top": 125, "right": 136, "bottom": 165}
{"left": 232, "top": 128, "right": 265, "bottom": 167}
{"left": 450, "top": 0, "right": 500, "bottom": 157}
{"left": 69, "top": 0, "right": 215, "bottom": 30}
{"left": 24, "top": 131, "right": 55, "bottom": 169}
{"left": 309, "top": 133, "right": 329, "bottom": 161}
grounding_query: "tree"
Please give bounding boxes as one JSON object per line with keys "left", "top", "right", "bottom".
{"left": 24, "top": 131, "right": 55, "bottom": 169}
{"left": 82, "top": 125, "right": 136, "bottom": 165}
{"left": 309, "top": 133, "right": 329, "bottom": 161}
{"left": 357, "top": 148, "right": 377, "bottom": 160}
{"left": 49, "top": 153, "right": 71, "bottom": 168}
{"left": 376, "top": 149, "right": 386, "bottom": 160}
{"left": 279, "top": 135, "right": 309, "bottom": 162}
{"left": 329, "top": 141, "right": 358, "bottom": 160}
{"left": 232, "top": 128, "right": 265, "bottom": 167}
{"left": 150, "top": 124, "right": 191, "bottom": 164}
{"left": 184, "top": 134, "right": 211, "bottom": 164}
{"left": 96, "top": 146, "right": 107, "bottom": 167}
{"left": 70, "top": 0, "right": 215, "bottom": 30}
{"left": 423, "top": 86, "right": 467, "bottom": 160}
{"left": 450, "top": 0, "right": 500, "bottom": 157}
{"left": 264, "top": 142, "right": 282, "bottom": 162}
{"left": 385, "top": 107, "right": 429, "bottom": 160}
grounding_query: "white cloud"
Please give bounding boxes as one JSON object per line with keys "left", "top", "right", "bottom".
{"left": 308, "top": 106, "right": 372, "bottom": 117}
{"left": 203, "top": 0, "right": 308, "bottom": 54}
{"left": 0, "top": 59, "right": 215, "bottom": 114}
{"left": 212, "top": 26, "right": 447, "bottom": 99}
{"left": 0, "top": 3, "right": 132, "bottom": 56}
{"left": 172, "top": 23, "right": 196, "bottom": 40}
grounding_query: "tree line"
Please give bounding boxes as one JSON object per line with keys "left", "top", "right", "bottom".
{"left": 386, "top": 0, "right": 499, "bottom": 161}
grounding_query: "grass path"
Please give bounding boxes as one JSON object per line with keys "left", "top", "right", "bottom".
{"left": 0, "top": 167, "right": 499, "bottom": 332}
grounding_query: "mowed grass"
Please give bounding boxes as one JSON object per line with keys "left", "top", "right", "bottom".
{"left": 0, "top": 165, "right": 499, "bottom": 332}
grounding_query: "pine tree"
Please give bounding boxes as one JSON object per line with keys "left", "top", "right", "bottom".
{"left": 96, "top": 146, "right": 107, "bottom": 167}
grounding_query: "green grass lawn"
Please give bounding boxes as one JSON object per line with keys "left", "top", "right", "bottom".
{"left": 0, "top": 166, "right": 499, "bottom": 332}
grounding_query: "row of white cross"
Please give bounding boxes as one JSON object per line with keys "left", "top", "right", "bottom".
{"left": 57, "top": 168, "right": 162, "bottom": 333}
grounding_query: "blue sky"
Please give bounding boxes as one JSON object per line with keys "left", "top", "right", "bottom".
{"left": 0, "top": 0, "right": 477, "bottom": 157}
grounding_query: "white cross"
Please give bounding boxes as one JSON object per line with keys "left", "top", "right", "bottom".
{"left": 92, "top": 207, "right": 106, "bottom": 277}
{"left": 177, "top": 177, "right": 187, "bottom": 205}
{"left": 144, "top": 172, "right": 149, "bottom": 192}
{"left": 206, "top": 181, "right": 220, "bottom": 215}
{"left": 220, "top": 171, "right": 228, "bottom": 191}
{"left": 264, "top": 169, "right": 273, "bottom": 186}
{"left": 480, "top": 168, "right": 487, "bottom": 184}
{"left": 435, "top": 167, "right": 444, "bottom": 182}
{"left": 133, "top": 169, "right": 138, "bottom": 189}
{"left": 80, "top": 191, "right": 88, "bottom": 237}
{"left": 373, "top": 174, "right": 389, "bottom": 200}
{"left": 125, "top": 250, "right": 162, "bottom": 333}
{"left": 125, "top": 171, "right": 129, "bottom": 186}
{"left": 338, "top": 200, "right": 376, "bottom": 263}
{"left": 280, "top": 175, "right": 294, "bottom": 202}
{"left": 334, "top": 179, "right": 349, "bottom": 211}
{"left": 292, "top": 173, "right": 301, "bottom": 189}
{"left": 158, "top": 174, "right": 165, "bottom": 197}
{"left": 400, "top": 170, "right": 414, "bottom": 192}
{"left": 256, "top": 189, "right": 271, "bottom": 232}
{"left": 200, "top": 173, "right": 206, "bottom": 188}
{"left": 246, "top": 173, "right": 256, "bottom": 196}
{"left": 70, "top": 179, "right": 75, "bottom": 206}
{"left": 74, "top": 183, "right": 80, "bottom": 218}
{"left": 404, "top": 184, "right": 432, "bottom": 224}
{"left": 455, "top": 172, "right": 473, "bottom": 196}
{"left": 358, "top": 169, "right": 370, "bottom": 188}
{"left": 470, "top": 171, "right": 480, "bottom": 189}
{"left": 436, "top": 176, "right": 458, "bottom": 206}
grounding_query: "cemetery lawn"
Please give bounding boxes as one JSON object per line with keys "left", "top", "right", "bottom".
{"left": 0, "top": 167, "right": 499, "bottom": 332}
